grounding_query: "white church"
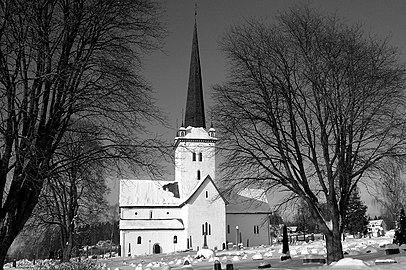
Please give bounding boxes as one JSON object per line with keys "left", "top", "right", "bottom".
{"left": 119, "top": 19, "right": 272, "bottom": 256}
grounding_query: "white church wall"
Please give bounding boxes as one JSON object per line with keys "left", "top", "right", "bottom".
{"left": 175, "top": 129, "right": 216, "bottom": 199}
{"left": 121, "top": 207, "right": 182, "bottom": 220}
{"left": 226, "top": 213, "right": 270, "bottom": 247}
{"left": 184, "top": 180, "right": 226, "bottom": 251}
{"left": 120, "top": 229, "right": 186, "bottom": 256}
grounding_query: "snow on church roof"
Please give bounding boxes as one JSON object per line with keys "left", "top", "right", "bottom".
{"left": 120, "top": 180, "right": 181, "bottom": 207}
{"left": 175, "top": 126, "right": 216, "bottom": 140}
{"left": 226, "top": 193, "right": 270, "bottom": 214}
{"left": 120, "top": 219, "right": 184, "bottom": 230}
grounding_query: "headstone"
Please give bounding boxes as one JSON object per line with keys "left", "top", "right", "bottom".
{"left": 226, "top": 260, "right": 234, "bottom": 270}
{"left": 214, "top": 260, "right": 221, "bottom": 270}
{"left": 258, "top": 262, "right": 271, "bottom": 269}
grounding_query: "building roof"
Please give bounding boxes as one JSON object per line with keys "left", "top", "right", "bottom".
{"left": 119, "top": 180, "right": 181, "bottom": 207}
{"left": 226, "top": 193, "right": 271, "bottom": 214}
{"left": 120, "top": 175, "right": 227, "bottom": 208}
{"left": 180, "top": 175, "right": 228, "bottom": 206}
{"left": 120, "top": 219, "right": 184, "bottom": 230}
{"left": 184, "top": 20, "right": 206, "bottom": 128}
{"left": 368, "top": 219, "right": 385, "bottom": 226}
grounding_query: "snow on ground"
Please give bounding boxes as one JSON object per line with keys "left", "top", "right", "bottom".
{"left": 4, "top": 231, "right": 406, "bottom": 269}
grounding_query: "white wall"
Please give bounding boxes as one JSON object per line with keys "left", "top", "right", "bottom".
{"left": 226, "top": 213, "right": 270, "bottom": 247}
{"left": 184, "top": 180, "right": 226, "bottom": 251}
{"left": 175, "top": 128, "right": 216, "bottom": 199}
{"left": 120, "top": 229, "right": 186, "bottom": 256}
{"left": 121, "top": 207, "right": 182, "bottom": 220}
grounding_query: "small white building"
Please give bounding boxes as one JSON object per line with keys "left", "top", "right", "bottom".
{"left": 367, "top": 219, "right": 386, "bottom": 237}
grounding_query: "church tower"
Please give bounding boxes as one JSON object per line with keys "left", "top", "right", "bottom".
{"left": 174, "top": 19, "right": 217, "bottom": 199}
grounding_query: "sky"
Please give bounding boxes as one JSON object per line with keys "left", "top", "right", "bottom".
{"left": 108, "top": 0, "right": 406, "bottom": 217}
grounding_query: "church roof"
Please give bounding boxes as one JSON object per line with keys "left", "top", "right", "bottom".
{"left": 120, "top": 219, "right": 184, "bottom": 230}
{"left": 226, "top": 193, "right": 271, "bottom": 214}
{"left": 180, "top": 175, "right": 228, "bottom": 206}
{"left": 119, "top": 180, "right": 181, "bottom": 207}
{"left": 184, "top": 20, "right": 206, "bottom": 128}
{"left": 119, "top": 176, "right": 227, "bottom": 208}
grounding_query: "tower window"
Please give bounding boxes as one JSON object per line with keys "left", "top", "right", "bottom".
{"left": 137, "top": 236, "right": 142, "bottom": 244}
{"left": 199, "top": 153, "right": 203, "bottom": 161}
{"left": 227, "top": 225, "right": 230, "bottom": 234}
{"left": 192, "top": 152, "right": 196, "bottom": 161}
{"left": 197, "top": 170, "right": 201, "bottom": 180}
{"left": 173, "top": 235, "right": 177, "bottom": 244}
{"left": 150, "top": 210, "right": 153, "bottom": 219}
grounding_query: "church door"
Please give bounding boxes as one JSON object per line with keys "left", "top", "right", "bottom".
{"left": 153, "top": 243, "right": 161, "bottom": 254}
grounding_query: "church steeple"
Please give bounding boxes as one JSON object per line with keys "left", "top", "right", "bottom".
{"left": 184, "top": 18, "right": 206, "bottom": 128}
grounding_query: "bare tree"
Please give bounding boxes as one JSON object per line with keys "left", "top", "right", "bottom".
{"left": 32, "top": 120, "right": 110, "bottom": 262}
{"left": 213, "top": 6, "right": 406, "bottom": 263}
{"left": 372, "top": 162, "right": 406, "bottom": 229}
{"left": 0, "top": 0, "right": 166, "bottom": 267}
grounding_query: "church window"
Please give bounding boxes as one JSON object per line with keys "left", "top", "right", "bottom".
{"left": 167, "top": 212, "right": 169, "bottom": 215}
{"left": 192, "top": 152, "right": 196, "bottom": 161}
{"left": 173, "top": 236, "right": 177, "bottom": 244}
{"left": 202, "top": 224, "right": 204, "bottom": 235}
{"left": 254, "top": 225, "right": 260, "bottom": 234}
{"left": 205, "top": 222, "right": 208, "bottom": 235}
{"left": 209, "top": 224, "right": 211, "bottom": 235}
{"left": 134, "top": 212, "right": 138, "bottom": 215}
{"left": 150, "top": 210, "right": 153, "bottom": 219}
{"left": 190, "top": 236, "right": 193, "bottom": 247}
{"left": 137, "top": 236, "right": 142, "bottom": 244}
{"left": 205, "top": 191, "right": 208, "bottom": 198}
{"left": 227, "top": 225, "right": 230, "bottom": 234}
{"left": 199, "top": 153, "right": 203, "bottom": 161}
{"left": 197, "top": 170, "right": 201, "bottom": 180}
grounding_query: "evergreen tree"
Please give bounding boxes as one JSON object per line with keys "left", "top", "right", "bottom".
{"left": 394, "top": 208, "right": 406, "bottom": 245}
{"left": 281, "top": 225, "right": 291, "bottom": 261}
{"left": 344, "top": 187, "right": 368, "bottom": 236}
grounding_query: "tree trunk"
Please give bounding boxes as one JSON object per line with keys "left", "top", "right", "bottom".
{"left": 0, "top": 242, "right": 10, "bottom": 270}
{"left": 325, "top": 230, "right": 344, "bottom": 264}
{"left": 62, "top": 242, "right": 72, "bottom": 263}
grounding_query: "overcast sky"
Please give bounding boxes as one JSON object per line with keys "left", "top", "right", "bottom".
{"left": 110, "top": 0, "right": 406, "bottom": 216}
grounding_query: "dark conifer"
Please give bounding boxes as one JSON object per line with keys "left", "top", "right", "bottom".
{"left": 344, "top": 187, "right": 368, "bottom": 236}
{"left": 394, "top": 208, "right": 406, "bottom": 245}
{"left": 281, "top": 225, "right": 291, "bottom": 261}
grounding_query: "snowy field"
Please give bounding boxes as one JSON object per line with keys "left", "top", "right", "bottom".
{"left": 4, "top": 230, "right": 406, "bottom": 269}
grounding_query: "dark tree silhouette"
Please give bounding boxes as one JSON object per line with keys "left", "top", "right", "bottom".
{"left": 394, "top": 208, "right": 406, "bottom": 245}
{"left": 343, "top": 187, "right": 368, "bottom": 236}
{"left": 281, "top": 225, "right": 291, "bottom": 261}
{"left": 0, "top": 0, "right": 166, "bottom": 267}
{"left": 213, "top": 5, "right": 406, "bottom": 263}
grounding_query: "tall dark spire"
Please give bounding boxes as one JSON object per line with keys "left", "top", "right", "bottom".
{"left": 184, "top": 17, "right": 206, "bottom": 128}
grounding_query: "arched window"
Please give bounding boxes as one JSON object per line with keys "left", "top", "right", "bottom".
{"left": 137, "top": 236, "right": 142, "bottom": 244}
{"left": 197, "top": 170, "right": 201, "bottom": 180}
{"left": 192, "top": 152, "right": 196, "bottom": 161}
{"left": 199, "top": 153, "right": 203, "bottom": 161}
{"left": 173, "top": 235, "right": 177, "bottom": 244}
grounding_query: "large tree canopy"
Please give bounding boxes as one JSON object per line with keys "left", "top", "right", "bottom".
{"left": 0, "top": 0, "right": 165, "bottom": 267}
{"left": 213, "top": 6, "right": 406, "bottom": 263}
